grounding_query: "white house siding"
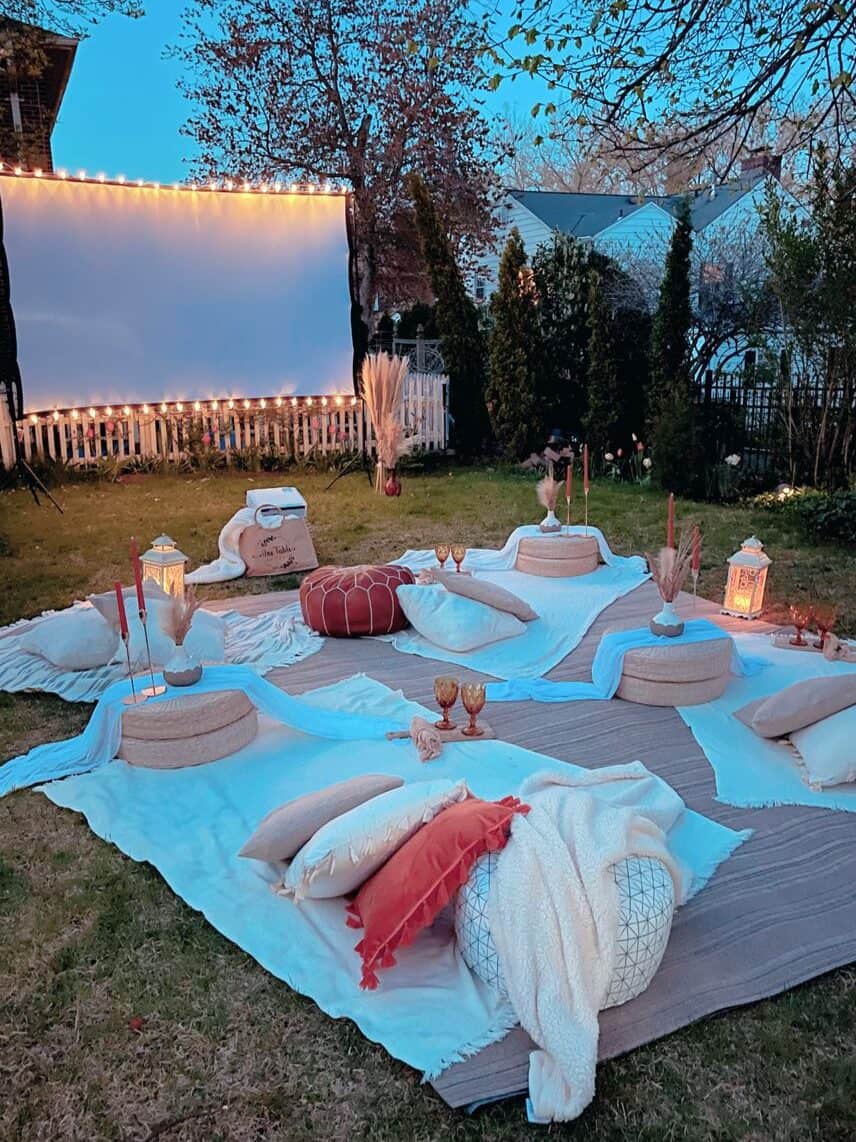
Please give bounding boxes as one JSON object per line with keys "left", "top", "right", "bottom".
{"left": 592, "top": 202, "right": 676, "bottom": 265}
{"left": 476, "top": 195, "right": 558, "bottom": 298}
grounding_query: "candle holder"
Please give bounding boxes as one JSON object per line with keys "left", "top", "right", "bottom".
{"left": 691, "top": 569, "right": 699, "bottom": 611}
{"left": 565, "top": 495, "right": 571, "bottom": 527}
{"left": 584, "top": 489, "right": 589, "bottom": 536}
{"left": 138, "top": 608, "right": 166, "bottom": 698}
{"left": 120, "top": 631, "right": 145, "bottom": 705}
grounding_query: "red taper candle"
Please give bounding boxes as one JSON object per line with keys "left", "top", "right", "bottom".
{"left": 692, "top": 525, "right": 701, "bottom": 573}
{"left": 130, "top": 536, "right": 145, "bottom": 612}
{"left": 114, "top": 581, "right": 129, "bottom": 638}
{"left": 667, "top": 493, "right": 675, "bottom": 549}
{"left": 583, "top": 444, "right": 590, "bottom": 493}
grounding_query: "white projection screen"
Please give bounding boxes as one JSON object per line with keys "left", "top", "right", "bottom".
{"left": 0, "top": 176, "right": 354, "bottom": 411}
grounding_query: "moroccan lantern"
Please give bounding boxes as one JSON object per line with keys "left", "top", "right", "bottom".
{"left": 141, "top": 534, "right": 188, "bottom": 599}
{"left": 722, "top": 536, "right": 771, "bottom": 620}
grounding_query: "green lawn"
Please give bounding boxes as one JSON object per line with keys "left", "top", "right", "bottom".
{"left": 1, "top": 467, "right": 854, "bottom": 1141}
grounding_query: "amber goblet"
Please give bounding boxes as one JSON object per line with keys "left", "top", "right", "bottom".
{"left": 460, "top": 682, "right": 486, "bottom": 737}
{"left": 789, "top": 602, "right": 813, "bottom": 647}
{"left": 812, "top": 602, "right": 836, "bottom": 650}
{"left": 434, "top": 541, "right": 451, "bottom": 570}
{"left": 434, "top": 675, "right": 459, "bottom": 731}
{"left": 451, "top": 543, "right": 467, "bottom": 573}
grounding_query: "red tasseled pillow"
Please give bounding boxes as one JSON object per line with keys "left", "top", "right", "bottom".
{"left": 345, "top": 794, "right": 530, "bottom": 990}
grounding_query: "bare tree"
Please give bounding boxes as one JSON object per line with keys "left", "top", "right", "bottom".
{"left": 485, "top": 1, "right": 855, "bottom": 175}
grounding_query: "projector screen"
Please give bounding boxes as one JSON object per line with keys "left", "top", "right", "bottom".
{"left": 0, "top": 176, "right": 354, "bottom": 411}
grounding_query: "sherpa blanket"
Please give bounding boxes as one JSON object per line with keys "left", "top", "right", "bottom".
{"left": 384, "top": 525, "right": 650, "bottom": 679}
{"left": 491, "top": 765, "right": 691, "bottom": 1124}
{"left": 0, "top": 602, "right": 320, "bottom": 704}
{"left": 2, "top": 674, "right": 749, "bottom": 1092}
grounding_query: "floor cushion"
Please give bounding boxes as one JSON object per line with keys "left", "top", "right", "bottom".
{"left": 515, "top": 535, "right": 599, "bottom": 578}
{"left": 117, "top": 689, "right": 258, "bottom": 768}
{"left": 455, "top": 852, "right": 675, "bottom": 1008}
{"left": 614, "top": 634, "right": 733, "bottom": 707}
{"left": 396, "top": 584, "right": 526, "bottom": 652}
{"left": 300, "top": 564, "right": 415, "bottom": 636}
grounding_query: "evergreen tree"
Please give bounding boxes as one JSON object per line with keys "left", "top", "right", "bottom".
{"left": 583, "top": 270, "right": 621, "bottom": 458}
{"left": 531, "top": 234, "right": 592, "bottom": 438}
{"left": 407, "top": 173, "right": 489, "bottom": 455}
{"left": 485, "top": 228, "right": 543, "bottom": 457}
{"left": 648, "top": 204, "right": 698, "bottom": 494}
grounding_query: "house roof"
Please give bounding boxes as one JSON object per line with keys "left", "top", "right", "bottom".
{"left": 0, "top": 19, "right": 78, "bottom": 130}
{"left": 509, "top": 168, "right": 768, "bottom": 238}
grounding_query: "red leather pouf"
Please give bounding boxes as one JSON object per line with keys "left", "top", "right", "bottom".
{"left": 299, "top": 564, "right": 415, "bottom": 637}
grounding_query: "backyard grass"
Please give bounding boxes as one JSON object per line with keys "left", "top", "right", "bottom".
{"left": 1, "top": 466, "right": 855, "bottom": 1141}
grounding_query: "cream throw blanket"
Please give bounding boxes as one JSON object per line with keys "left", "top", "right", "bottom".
{"left": 490, "top": 764, "right": 692, "bottom": 1123}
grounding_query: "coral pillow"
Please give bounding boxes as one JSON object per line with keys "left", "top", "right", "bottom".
{"left": 346, "top": 795, "right": 530, "bottom": 990}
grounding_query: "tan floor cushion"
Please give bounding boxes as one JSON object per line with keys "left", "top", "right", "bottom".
{"left": 516, "top": 535, "right": 599, "bottom": 578}
{"left": 616, "top": 672, "right": 729, "bottom": 707}
{"left": 117, "top": 689, "right": 259, "bottom": 768}
{"left": 619, "top": 637, "right": 733, "bottom": 683}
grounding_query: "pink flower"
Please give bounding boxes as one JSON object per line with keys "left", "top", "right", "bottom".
{"left": 617, "top": 448, "right": 623, "bottom": 458}
{"left": 106, "top": 420, "right": 115, "bottom": 432}
{"left": 636, "top": 441, "right": 644, "bottom": 452}
{"left": 202, "top": 432, "right": 212, "bottom": 446}
{"left": 86, "top": 427, "right": 95, "bottom": 438}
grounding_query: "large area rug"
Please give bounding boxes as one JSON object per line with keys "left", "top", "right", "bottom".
{"left": 205, "top": 581, "right": 856, "bottom": 1109}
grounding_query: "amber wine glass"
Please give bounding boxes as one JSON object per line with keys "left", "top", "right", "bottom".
{"left": 789, "top": 601, "right": 812, "bottom": 647}
{"left": 460, "top": 682, "right": 486, "bottom": 737}
{"left": 451, "top": 543, "right": 467, "bottom": 573}
{"left": 434, "top": 542, "right": 451, "bottom": 570}
{"left": 433, "top": 676, "right": 459, "bottom": 731}
{"left": 812, "top": 602, "right": 836, "bottom": 650}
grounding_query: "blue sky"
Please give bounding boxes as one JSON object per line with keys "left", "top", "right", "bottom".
{"left": 52, "top": 0, "right": 542, "bottom": 184}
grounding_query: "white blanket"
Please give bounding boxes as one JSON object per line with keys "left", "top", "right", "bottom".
{"left": 386, "top": 525, "right": 649, "bottom": 679}
{"left": 491, "top": 765, "right": 690, "bottom": 1123}
{"left": 0, "top": 603, "right": 320, "bottom": 704}
{"left": 680, "top": 632, "right": 856, "bottom": 813}
{"left": 7, "top": 674, "right": 749, "bottom": 1090}
{"left": 186, "top": 506, "right": 257, "bottom": 583}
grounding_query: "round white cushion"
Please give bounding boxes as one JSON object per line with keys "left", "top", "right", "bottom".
{"left": 454, "top": 852, "right": 674, "bottom": 1009}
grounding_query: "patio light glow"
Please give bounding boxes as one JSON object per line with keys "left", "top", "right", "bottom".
{"left": 141, "top": 534, "right": 188, "bottom": 600}
{"left": 722, "top": 537, "right": 771, "bottom": 620}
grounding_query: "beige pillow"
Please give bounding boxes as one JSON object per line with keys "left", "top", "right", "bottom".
{"left": 790, "top": 704, "right": 856, "bottom": 789}
{"left": 734, "top": 675, "right": 856, "bottom": 739}
{"left": 89, "top": 581, "right": 169, "bottom": 630}
{"left": 434, "top": 571, "right": 537, "bottom": 622}
{"left": 239, "top": 774, "right": 404, "bottom": 862}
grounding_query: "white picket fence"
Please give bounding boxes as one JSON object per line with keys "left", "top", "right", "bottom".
{"left": 0, "top": 373, "right": 448, "bottom": 470}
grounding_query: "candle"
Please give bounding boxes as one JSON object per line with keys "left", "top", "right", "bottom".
{"left": 667, "top": 493, "right": 675, "bottom": 549}
{"left": 692, "top": 525, "right": 701, "bottom": 573}
{"left": 114, "top": 581, "right": 129, "bottom": 638}
{"left": 565, "top": 460, "right": 572, "bottom": 499}
{"left": 130, "top": 536, "right": 145, "bottom": 612}
{"left": 583, "top": 444, "right": 590, "bottom": 493}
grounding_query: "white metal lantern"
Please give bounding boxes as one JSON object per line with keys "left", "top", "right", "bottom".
{"left": 722, "top": 536, "right": 771, "bottom": 620}
{"left": 141, "top": 534, "right": 188, "bottom": 599}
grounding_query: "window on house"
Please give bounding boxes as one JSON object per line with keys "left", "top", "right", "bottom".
{"left": 474, "top": 276, "right": 485, "bottom": 302}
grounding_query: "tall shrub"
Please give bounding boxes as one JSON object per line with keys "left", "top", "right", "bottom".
{"left": 583, "top": 270, "right": 621, "bottom": 457}
{"left": 485, "top": 228, "right": 543, "bottom": 457}
{"left": 531, "top": 234, "right": 592, "bottom": 437}
{"left": 407, "top": 173, "right": 489, "bottom": 455}
{"left": 648, "top": 204, "right": 697, "bottom": 494}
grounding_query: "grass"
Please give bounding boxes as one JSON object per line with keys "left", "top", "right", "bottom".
{"left": 1, "top": 466, "right": 855, "bottom": 1140}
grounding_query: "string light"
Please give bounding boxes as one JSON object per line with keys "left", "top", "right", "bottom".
{"left": 242, "top": 399, "right": 250, "bottom": 409}
{"left": 123, "top": 405, "right": 130, "bottom": 415}
{"left": 176, "top": 401, "right": 184, "bottom": 411}
{"left": 142, "top": 404, "right": 149, "bottom": 413}
{"left": 22, "top": 395, "right": 362, "bottom": 420}
{"left": 160, "top": 402, "right": 167, "bottom": 413}
{"left": 275, "top": 396, "right": 283, "bottom": 407}
{"left": 259, "top": 398, "right": 267, "bottom": 409}
{"left": 193, "top": 400, "right": 201, "bottom": 411}
{"left": 211, "top": 400, "right": 218, "bottom": 410}
{"left": 105, "top": 406, "right": 112, "bottom": 416}
{"left": 291, "top": 397, "right": 298, "bottom": 407}
{"left": 1, "top": 168, "right": 347, "bottom": 195}
{"left": 228, "top": 399, "right": 235, "bottom": 409}
{"left": 88, "top": 407, "right": 96, "bottom": 417}
{"left": 52, "top": 409, "right": 59, "bottom": 420}
{"left": 71, "top": 409, "right": 79, "bottom": 420}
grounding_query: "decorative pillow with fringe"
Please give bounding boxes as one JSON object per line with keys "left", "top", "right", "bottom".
{"left": 281, "top": 779, "right": 468, "bottom": 901}
{"left": 346, "top": 795, "right": 530, "bottom": 990}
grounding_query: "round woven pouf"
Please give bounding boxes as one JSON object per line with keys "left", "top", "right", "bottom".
{"left": 454, "top": 852, "right": 675, "bottom": 1008}
{"left": 117, "top": 689, "right": 258, "bottom": 769}
{"left": 615, "top": 633, "right": 733, "bottom": 707}
{"left": 515, "top": 535, "right": 599, "bottom": 578}
{"left": 299, "top": 564, "right": 415, "bottom": 636}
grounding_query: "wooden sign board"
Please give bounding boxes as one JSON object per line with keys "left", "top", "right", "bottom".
{"left": 238, "top": 511, "right": 318, "bottom": 578}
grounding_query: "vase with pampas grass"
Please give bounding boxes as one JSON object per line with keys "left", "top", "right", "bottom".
{"left": 361, "top": 351, "right": 412, "bottom": 494}
{"left": 536, "top": 476, "right": 562, "bottom": 532}
{"left": 646, "top": 532, "right": 692, "bottom": 636}
{"left": 162, "top": 587, "right": 203, "bottom": 686}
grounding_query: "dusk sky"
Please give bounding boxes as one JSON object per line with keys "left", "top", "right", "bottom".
{"left": 52, "top": 0, "right": 542, "bottom": 185}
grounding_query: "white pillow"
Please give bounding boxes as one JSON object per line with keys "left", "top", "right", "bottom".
{"left": 20, "top": 607, "right": 120, "bottom": 670}
{"left": 113, "top": 602, "right": 226, "bottom": 670}
{"left": 396, "top": 584, "right": 526, "bottom": 652}
{"left": 790, "top": 704, "right": 856, "bottom": 790}
{"left": 282, "top": 778, "right": 468, "bottom": 901}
